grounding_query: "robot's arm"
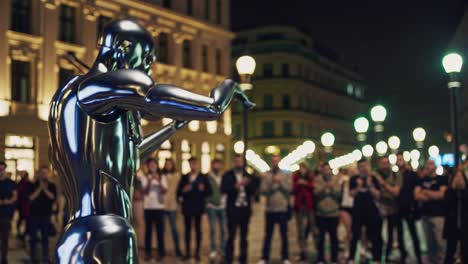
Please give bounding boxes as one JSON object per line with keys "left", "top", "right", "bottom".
{"left": 138, "top": 120, "right": 188, "bottom": 159}
{"left": 78, "top": 70, "right": 250, "bottom": 121}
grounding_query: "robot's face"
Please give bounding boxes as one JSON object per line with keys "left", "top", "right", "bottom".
{"left": 116, "top": 40, "right": 155, "bottom": 75}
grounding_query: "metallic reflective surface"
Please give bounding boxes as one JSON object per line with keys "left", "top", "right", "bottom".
{"left": 49, "top": 19, "right": 253, "bottom": 263}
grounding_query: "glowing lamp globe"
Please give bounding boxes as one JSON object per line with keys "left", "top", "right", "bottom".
{"left": 234, "top": 141, "right": 245, "bottom": 154}
{"left": 362, "top": 144, "right": 374, "bottom": 157}
{"left": 236, "top": 55, "right": 256, "bottom": 75}
{"left": 370, "top": 105, "right": 387, "bottom": 122}
{"left": 376, "top": 141, "right": 388, "bottom": 155}
{"left": 442, "top": 53, "right": 463, "bottom": 73}
{"left": 354, "top": 117, "right": 369, "bottom": 133}
{"left": 388, "top": 136, "right": 401, "bottom": 150}
{"left": 410, "top": 149, "right": 421, "bottom": 161}
{"left": 428, "top": 145, "right": 439, "bottom": 158}
{"left": 412, "top": 127, "right": 426, "bottom": 142}
{"left": 321, "top": 132, "right": 335, "bottom": 147}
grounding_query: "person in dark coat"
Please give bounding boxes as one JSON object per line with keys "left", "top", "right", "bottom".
{"left": 176, "top": 157, "right": 212, "bottom": 261}
{"left": 443, "top": 169, "right": 468, "bottom": 264}
{"left": 220, "top": 154, "right": 259, "bottom": 264}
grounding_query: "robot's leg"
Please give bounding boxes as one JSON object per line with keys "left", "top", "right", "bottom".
{"left": 56, "top": 215, "right": 138, "bottom": 264}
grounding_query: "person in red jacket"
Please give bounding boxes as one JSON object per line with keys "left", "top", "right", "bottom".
{"left": 292, "top": 163, "right": 315, "bottom": 261}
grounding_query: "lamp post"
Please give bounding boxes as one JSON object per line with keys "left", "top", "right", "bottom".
{"left": 388, "top": 135, "right": 401, "bottom": 153}
{"left": 321, "top": 132, "right": 335, "bottom": 160}
{"left": 412, "top": 127, "right": 426, "bottom": 163}
{"left": 235, "top": 55, "right": 256, "bottom": 168}
{"left": 370, "top": 105, "right": 387, "bottom": 142}
{"left": 354, "top": 116, "right": 369, "bottom": 148}
{"left": 442, "top": 53, "right": 463, "bottom": 167}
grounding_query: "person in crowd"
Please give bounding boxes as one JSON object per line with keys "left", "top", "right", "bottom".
{"left": 339, "top": 166, "right": 354, "bottom": 257}
{"left": 0, "top": 161, "right": 17, "bottom": 264}
{"left": 291, "top": 162, "right": 315, "bottom": 261}
{"left": 373, "top": 156, "right": 406, "bottom": 262}
{"left": 395, "top": 153, "right": 422, "bottom": 264}
{"left": 133, "top": 161, "right": 148, "bottom": 247}
{"left": 28, "top": 166, "right": 56, "bottom": 263}
{"left": 206, "top": 159, "right": 226, "bottom": 260}
{"left": 140, "top": 158, "right": 167, "bottom": 261}
{"left": 258, "top": 155, "right": 292, "bottom": 264}
{"left": 16, "top": 170, "right": 31, "bottom": 242}
{"left": 221, "top": 154, "right": 259, "bottom": 264}
{"left": 348, "top": 159, "right": 382, "bottom": 264}
{"left": 177, "top": 157, "right": 212, "bottom": 261}
{"left": 443, "top": 169, "right": 467, "bottom": 264}
{"left": 414, "top": 159, "right": 448, "bottom": 264}
{"left": 314, "top": 162, "right": 341, "bottom": 264}
{"left": 161, "top": 158, "right": 183, "bottom": 257}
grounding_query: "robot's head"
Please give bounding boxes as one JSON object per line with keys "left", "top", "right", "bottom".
{"left": 98, "top": 19, "right": 155, "bottom": 75}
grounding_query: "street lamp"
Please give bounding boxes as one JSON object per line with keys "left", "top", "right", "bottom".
{"left": 442, "top": 52, "right": 463, "bottom": 167}
{"left": 388, "top": 135, "right": 401, "bottom": 153}
{"left": 235, "top": 55, "right": 256, "bottom": 168}
{"left": 370, "top": 105, "right": 387, "bottom": 142}
{"left": 321, "top": 132, "right": 335, "bottom": 156}
{"left": 412, "top": 127, "right": 426, "bottom": 163}
{"left": 376, "top": 141, "right": 388, "bottom": 156}
{"left": 362, "top": 144, "right": 374, "bottom": 158}
{"left": 428, "top": 145, "right": 439, "bottom": 158}
{"left": 354, "top": 117, "right": 369, "bottom": 147}
{"left": 412, "top": 127, "right": 426, "bottom": 147}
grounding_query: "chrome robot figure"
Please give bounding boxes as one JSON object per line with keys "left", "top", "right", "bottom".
{"left": 49, "top": 19, "right": 253, "bottom": 263}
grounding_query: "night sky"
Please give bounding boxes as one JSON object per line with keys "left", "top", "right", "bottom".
{"left": 232, "top": 0, "right": 467, "bottom": 151}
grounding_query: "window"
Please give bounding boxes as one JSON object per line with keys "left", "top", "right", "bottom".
{"left": 282, "top": 95, "right": 290, "bottom": 109}
{"left": 297, "top": 64, "right": 302, "bottom": 77}
{"left": 59, "top": 5, "right": 76, "bottom": 43}
{"left": 187, "top": 0, "right": 193, "bottom": 15}
{"left": 355, "top": 87, "right": 363, "bottom": 98}
{"left": 232, "top": 38, "right": 248, "bottom": 46}
{"left": 283, "top": 121, "right": 292, "bottom": 137}
{"left": 59, "top": 68, "right": 75, "bottom": 88}
{"left": 300, "top": 122, "right": 305, "bottom": 137}
{"left": 11, "top": 0, "right": 31, "bottom": 33}
{"left": 11, "top": 60, "right": 31, "bottom": 103}
{"left": 298, "top": 95, "right": 303, "bottom": 109}
{"left": 263, "top": 94, "right": 274, "bottom": 110}
{"left": 215, "top": 48, "right": 222, "bottom": 74}
{"left": 162, "top": 0, "right": 171, "bottom": 8}
{"left": 182, "top": 40, "right": 192, "bottom": 68}
{"left": 204, "top": 0, "right": 210, "bottom": 19}
{"left": 215, "top": 0, "right": 222, "bottom": 24}
{"left": 157, "top": 33, "right": 169, "bottom": 64}
{"left": 257, "top": 33, "right": 284, "bottom": 42}
{"left": 202, "top": 45, "right": 209, "bottom": 72}
{"left": 97, "top": 15, "right": 111, "bottom": 39}
{"left": 263, "top": 63, "right": 273, "bottom": 77}
{"left": 5, "top": 135, "right": 35, "bottom": 180}
{"left": 282, "top": 63, "right": 289, "bottom": 77}
{"left": 262, "top": 121, "right": 275, "bottom": 138}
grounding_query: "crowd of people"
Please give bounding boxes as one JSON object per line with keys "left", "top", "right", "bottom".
{"left": 0, "top": 151, "right": 467, "bottom": 264}
{"left": 131, "top": 152, "right": 467, "bottom": 264}
{"left": 0, "top": 162, "right": 57, "bottom": 264}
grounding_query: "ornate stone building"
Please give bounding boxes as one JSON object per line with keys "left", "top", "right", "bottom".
{"left": 0, "top": 0, "right": 233, "bottom": 178}
{"left": 232, "top": 26, "right": 368, "bottom": 163}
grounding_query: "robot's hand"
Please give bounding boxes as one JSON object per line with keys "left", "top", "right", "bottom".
{"left": 234, "top": 84, "right": 256, "bottom": 110}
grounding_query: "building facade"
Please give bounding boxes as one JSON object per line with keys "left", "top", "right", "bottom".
{"left": 232, "top": 26, "right": 367, "bottom": 163}
{"left": 0, "top": 0, "right": 233, "bottom": 179}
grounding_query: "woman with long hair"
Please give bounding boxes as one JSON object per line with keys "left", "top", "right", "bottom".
{"left": 141, "top": 158, "right": 167, "bottom": 261}
{"left": 161, "top": 158, "right": 183, "bottom": 257}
